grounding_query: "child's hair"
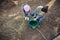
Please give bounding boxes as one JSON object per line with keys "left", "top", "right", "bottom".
{"left": 41, "top": 6, "right": 48, "bottom": 13}
{"left": 22, "top": 4, "right": 31, "bottom": 13}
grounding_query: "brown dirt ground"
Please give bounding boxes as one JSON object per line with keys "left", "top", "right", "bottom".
{"left": 0, "top": 0, "right": 60, "bottom": 40}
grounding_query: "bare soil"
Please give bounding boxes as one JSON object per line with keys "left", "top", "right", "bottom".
{"left": 0, "top": 0, "right": 60, "bottom": 40}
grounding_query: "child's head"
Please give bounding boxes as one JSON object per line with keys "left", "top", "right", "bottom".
{"left": 41, "top": 6, "right": 48, "bottom": 13}
{"left": 23, "top": 4, "right": 31, "bottom": 13}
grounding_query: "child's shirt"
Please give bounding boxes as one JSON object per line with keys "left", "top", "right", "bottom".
{"left": 34, "top": 6, "right": 43, "bottom": 16}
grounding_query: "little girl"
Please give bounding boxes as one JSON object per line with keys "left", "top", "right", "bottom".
{"left": 22, "top": 4, "right": 31, "bottom": 21}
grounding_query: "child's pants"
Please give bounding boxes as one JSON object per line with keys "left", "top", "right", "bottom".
{"left": 37, "top": 16, "right": 44, "bottom": 22}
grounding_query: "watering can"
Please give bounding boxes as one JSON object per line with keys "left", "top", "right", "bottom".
{"left": 29, "top": 17, "right": 39, "bottom": 29}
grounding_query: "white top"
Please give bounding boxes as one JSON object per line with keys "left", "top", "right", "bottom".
{"left": 35, "top": 6, "right": 43, "bottom": 16}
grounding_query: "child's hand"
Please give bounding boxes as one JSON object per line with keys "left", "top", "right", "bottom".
{"left": 25, "top": 17, "right": 29, "bottom": 21}
{"left": 34, "top": 18, "right": 37, "bottom": 21}
{"left": 34, "top": 16, "right": 39, "bottom": 21}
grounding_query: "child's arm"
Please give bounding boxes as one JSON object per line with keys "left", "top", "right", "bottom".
{"left": 34, "top": 16, "right": 39, "bottom": 20}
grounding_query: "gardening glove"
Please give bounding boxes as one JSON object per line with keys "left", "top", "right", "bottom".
{"left": 25, "top": 17, "right": 29, "bottom": 21}
{"left": 34, "top": 18, "right": 37, "bottom": 21}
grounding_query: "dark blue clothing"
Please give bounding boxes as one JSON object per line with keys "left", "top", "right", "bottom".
{"left": 24, "top": 13, "right": 28, "bottom": 17}
{"left": 30, "top": 11, "right": 35, "bottom": 17}
{"left": 37, "top": 16, "right": 44, "bottom": 22}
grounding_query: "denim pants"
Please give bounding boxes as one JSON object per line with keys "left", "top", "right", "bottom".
{"left": 37, "top": 16, "right": 44, "bottom": 22}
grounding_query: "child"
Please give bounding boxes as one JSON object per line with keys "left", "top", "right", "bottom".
{"left": 22, "top": 4, "right": 31, "bottom": 21}
{"left": 34, "top": 6, "right": 48, "bottom": 22}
